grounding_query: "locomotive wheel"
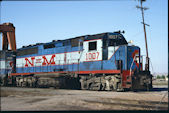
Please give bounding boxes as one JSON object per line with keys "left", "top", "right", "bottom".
{"left": 89, "top": 82, "right": 106, "bottom": 91}
{"left": 80, "top": 77, "right": 88, "bottom": 90}
{"left": 88, "top": 82, "right": 102, "bottom": 91}
{"left": 101, "top": 83, "right": 106, "bottom": 90}
{"left": 116, "top": 82, "right": 123, "bottom": 92}
{"left": 80, "top": 80, "right": 88, "bottom": 90}
{"left": 2, "top": 76, "right": 8, "bottom": 86}
{"left": 104, "top": 75, "right": 122, "bottom": 91}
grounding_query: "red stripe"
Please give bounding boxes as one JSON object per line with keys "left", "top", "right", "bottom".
{"left": 11, "top": 70, "right": 121, "bottom": 76}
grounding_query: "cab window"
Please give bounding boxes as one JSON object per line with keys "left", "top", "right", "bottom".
{"left": 89, "top": 41, "right": 97, "bottom": 51}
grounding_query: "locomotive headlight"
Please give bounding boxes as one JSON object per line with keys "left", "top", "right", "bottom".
{"left": 128, "top": 40, "right": 133, "bottom": 44}
{"left": 128, "top": 40, "right": 135, "bottom": 46}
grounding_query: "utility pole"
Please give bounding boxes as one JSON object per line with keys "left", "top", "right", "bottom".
{"left": 136, "top": 0, "right": 149, "bottom": 71}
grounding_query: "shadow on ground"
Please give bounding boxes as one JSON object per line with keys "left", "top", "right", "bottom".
{"left": 151, "top": 87, "right": 168, "bottom": 92}
{"left": 131, "top": 87, "right": 168, "bottom": 92}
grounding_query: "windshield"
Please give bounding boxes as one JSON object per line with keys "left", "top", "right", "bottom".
{"left": 108, "top": 34, "right": 128, "bottom": 46}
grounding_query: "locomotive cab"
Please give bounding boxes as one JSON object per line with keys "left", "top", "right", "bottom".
{"left": 81, "top": 32, "right": 152, "bottom": 91}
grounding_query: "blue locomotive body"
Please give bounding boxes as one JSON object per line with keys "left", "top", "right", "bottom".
{"left": 0, "top": 32, "right": 152, "bottom": 91}
{"left": 14, "top": 32, "right": 140, "bottom": 74}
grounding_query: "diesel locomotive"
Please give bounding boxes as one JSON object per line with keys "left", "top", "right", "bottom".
{"left": 0, "top": 30, "right": 152, "bottom": 91}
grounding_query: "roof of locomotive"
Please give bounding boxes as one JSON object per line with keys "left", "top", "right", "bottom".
{"left": 17, "top": 32, "right": 126, "bottom": 50}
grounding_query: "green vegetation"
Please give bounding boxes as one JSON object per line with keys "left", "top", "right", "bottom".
{"left": 156, "top": 75, "right": 167, "bottom": 79}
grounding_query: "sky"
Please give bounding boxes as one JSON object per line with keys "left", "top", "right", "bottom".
{"left": 0, "top": 0, "right": 168, "bottom": 74}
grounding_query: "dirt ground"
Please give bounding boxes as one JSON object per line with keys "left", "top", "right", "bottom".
{"left": 0, "top": 84, "right": 168, "bottom": 111}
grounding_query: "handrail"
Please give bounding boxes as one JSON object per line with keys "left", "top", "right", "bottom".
{"left": 130, "top": 55, "right": 136, "bottom": 76}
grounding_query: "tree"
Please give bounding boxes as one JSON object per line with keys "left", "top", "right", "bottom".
{"left": 161, "top": 75, "right": 165, "bottom": 79}
{"left": 156, "top": 75, "right": 161, "bottom": 79}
